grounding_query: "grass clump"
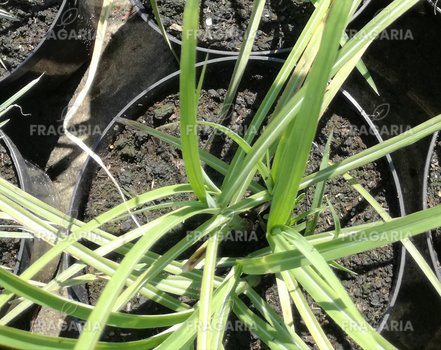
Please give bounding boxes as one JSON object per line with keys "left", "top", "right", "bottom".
{"left": 0, "top": 1, "right": 440, "bottom": 349}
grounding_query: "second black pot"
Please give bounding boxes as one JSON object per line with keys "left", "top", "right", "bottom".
{"left": 0, "top": 130, "right": 58, "bottom": 328}
{"left": 0, "top": 0, "right": 102, "bottom": 99}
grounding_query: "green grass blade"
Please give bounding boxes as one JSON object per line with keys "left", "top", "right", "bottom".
{"left": 268, "top": 0, "right": 353, "bottom": 228}
{"left": 198, "top": 229, "right": 221, "bottom": 349}
{"left": 0, "top": 231, "right": 32, "bottom": 239}
{"left": 211, "top": 268, "right": 242, "bottom": 350}
{"left": 221, "top": 0, "right": 332, "bottom": 194}
{"left": 219, "top": 0, "right": 266, "bottom": 120}
{"left": 74, "top": 206, "right": 213, "bottom": 348}
{"left": 0, "top": 267, "right": 191, "bottom": 329}
{"left": 244, "top": 287, "right": 307, "bottom": 347}
{"left": 343, "top": 173, "right": 441, "bottom": 297}
{"left": 149, "top": 0, "right": 179, "bottom": 62}
{"left": 271, "top": 230, "right": 394, "bottom": 348}
{"left": 179, "top": 0, "right": 208, "bottom": 203}
{"left": 220, "top": 0, "right": 419, "bottom": 207}
{"left": 118, "top": 117, "right": 264, "bottom": 193}
{"left": 232, "top": 297, "right": 300, "bottom": 350}
{"left": 355, "top": 59, "right": 378, "bottom": 95}
{"left": 0, "top": 76, "right": 41, "bottom": 115}
{"left": 156, "top": 276, "right": 247, "bottom": 349}
{"left": 326, "top": 198, "right": 341, "bottom": 237}
{"left": 196, "top": 54, "right": 209, "bottom": 101}
{"left": 305, "top": 132, "right": 333, "bottom": 236}
{"left": 274, "top": 273, "right": 295, "bottom": 335}
{"left": 0, "top": 324, "right": 172, "bottom": 349}
{"left": 239, "top": 204, "right": 441, "bottom": 274}
{"left": 300, "top": 114, "right": 441, "bottom": 191}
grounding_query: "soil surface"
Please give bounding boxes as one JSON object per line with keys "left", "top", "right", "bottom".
{"left": 142, "top": 0, "right": 313, "bottom": 52}
{"left": 0, "top": 0, "right": 61, "bottom": 79}
{"left": 81, "top": 82, "right": 398, "bottom": 346}
{"left": 0, "top": 142, "right": 19, "bottom": 273}
{"left": 426, "top": 137, "right": 441, "bottom": 271}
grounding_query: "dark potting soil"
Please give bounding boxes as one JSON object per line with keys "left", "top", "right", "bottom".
{"left": 143, "top": 0, "right": 313, "bottom": 52}
{"left": 82, "top": 87, "right": 397, "bottom": 346}
{"left": 0, "top": 142, "right": 19, "bottom": 272}
{"left": 0, "top": 0, "right": 62, "bottom": 79}
{"left": 426, "top": 138, "right": 441, "bottom": 271}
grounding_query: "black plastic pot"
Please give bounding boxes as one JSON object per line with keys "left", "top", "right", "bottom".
{"left": 340, "top": 89, "right": 407, "bottom": 333}
{"left": 65, "top": 56, "right": 286, "bottom": 305}
{"left": 0, "top": 130, "right": 58, "bottom": 276}
{"left": 129, "top": 0, "right": 372, "bottom": 57}
{"left": 0, "top": 130, "right": 59, "bottom": 331}
{"left": 64, "top": 56, "right": 411, "bottom": 344}
{"left": 342, "top": 59, "right": 441, "bottom": 346}
{"left": 422, "top": 131, "right": 441, "bottom": 279}
{"left": 0, "top": 0, "right": 101, "bottom": 98}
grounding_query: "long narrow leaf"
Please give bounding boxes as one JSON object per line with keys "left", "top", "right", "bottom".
{"left": 239, "top": 204, "right": 441, "bottom": 274}
{"left": 179, "top": 0, "right": 207, "bottom": 203}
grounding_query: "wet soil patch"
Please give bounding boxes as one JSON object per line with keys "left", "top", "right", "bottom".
{"left": 78, "top": 73, "right": 398, "bottom": 346}
{"left": 0, "top": 0, "right": 62, "bottom": 78}
{"left": 142, "top": 0, "right": 313, "bottom": 52}
{"left": 426, "top": 137, "right": 441, "bottom": 271}
{"left": 0, "top": 142, "right": 19, "bottom": 273}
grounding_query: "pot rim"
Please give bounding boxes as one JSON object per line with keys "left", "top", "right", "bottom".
{"left": 422, "top": 131, "right": 441, "bottom": 280}
{"left": 0, "top": 0, "right": 97, "bottom": 93}
{"left": 341, "top": 89, "right": 407, "bottom": 332}
{"left": 0, "top": 0, "right": 69, "bottom": 85}
{"left": 0, "top": 130, "right": 45, "bottom": 276}
{"left": 129, "top": 0, "right": 373, "bottom": 57}
{"left": 0, "top": 130, "right": 34, "bottom": 276}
